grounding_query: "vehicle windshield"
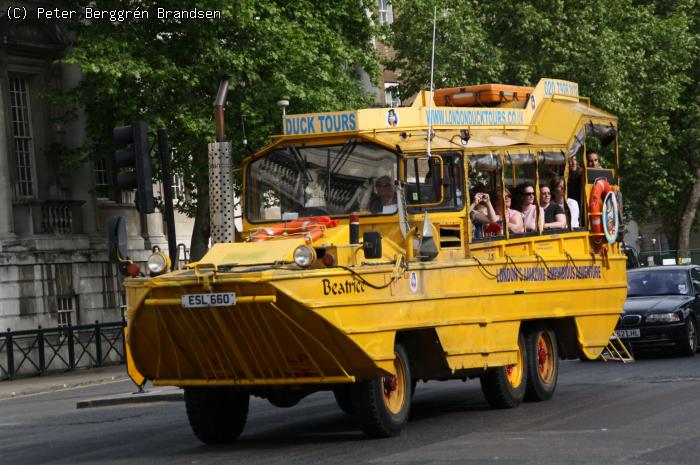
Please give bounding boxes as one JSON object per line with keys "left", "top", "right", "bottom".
{"left": 247, "top": 140, "right": 398, "bottom": 222}
{"left": 627, "top": 270, "right": 691, "bottom": 297}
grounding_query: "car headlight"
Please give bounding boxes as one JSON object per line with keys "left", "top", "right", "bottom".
{"left": 147, "top": 251, "right": 171, "bottom": 276}
{"left": 293, "top": 245, "right": 316, "bottom": 267}
{"left": 646, "top": 312, "right": 681, "bottom": 323}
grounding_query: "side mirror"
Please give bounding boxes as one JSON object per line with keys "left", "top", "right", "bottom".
{"left": 108, "top": 216, "right": 128, "bottom": 263}
{"left": 363, "top": 231, "right": 382, "bottom": 259}
{"left": 108, "top": 216, "right": 140, "bottom": 277}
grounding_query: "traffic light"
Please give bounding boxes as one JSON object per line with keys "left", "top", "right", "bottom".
{"left": 114, "top": 121, "right": 154, "bottom": 214}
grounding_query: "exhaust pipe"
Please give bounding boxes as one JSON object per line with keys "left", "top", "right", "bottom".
{"left": 214, "top": 75, "right": 229, "bottom": 142}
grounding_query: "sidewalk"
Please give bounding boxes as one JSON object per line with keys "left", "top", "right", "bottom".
{"left": 0, "top": 364, "right": 129, "bottom": 400}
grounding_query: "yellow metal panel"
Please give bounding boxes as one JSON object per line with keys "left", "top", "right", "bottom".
{"left": 195, "top": 239, "right": 306, "bottom": 267}
{"left": 576, "top": 314, "right": 622, "bottom": 359}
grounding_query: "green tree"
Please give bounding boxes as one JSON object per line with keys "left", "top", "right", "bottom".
{"left": 387, "top": 0, "right": 698, "bottom": 252}
{"left": 63, "top": 0, "right": 378, "bottom": 260}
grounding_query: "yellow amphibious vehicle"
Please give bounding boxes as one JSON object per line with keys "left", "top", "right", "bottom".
{"left": 125, "top": 78, "right": 627, "bottom": 442}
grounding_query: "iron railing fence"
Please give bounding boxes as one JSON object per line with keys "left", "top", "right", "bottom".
{"left": 0, "top": 321, "right": 126, "bottom": 381}
{"left": 637, "top": 248, "right": 700, "bottom": 267}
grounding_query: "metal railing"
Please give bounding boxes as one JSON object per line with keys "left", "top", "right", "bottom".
{"left": 0, "top": 321, "right": 126, "bottom": 381}
{"left": 637, "top": 248, "right": 700, "bottom": 267}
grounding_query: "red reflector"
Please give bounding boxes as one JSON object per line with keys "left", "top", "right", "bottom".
{"left": 349, "top": 214, "right": 359, "bottom": 223}
{"left": 126, "top": 263, "right": 140, "bottom": 277}
{"left": 322, "top": 253, "right": 336, "bottom": 267}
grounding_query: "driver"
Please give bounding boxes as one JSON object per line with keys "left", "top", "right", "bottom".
{"left": 370, "top": 175, "right": 398, "bottom": 214}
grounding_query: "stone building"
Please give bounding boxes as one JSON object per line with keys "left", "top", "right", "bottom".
{"left": 0, "top": 2, "right": 194, "bottom": 331}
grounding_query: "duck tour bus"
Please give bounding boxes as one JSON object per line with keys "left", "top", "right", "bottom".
{"left": 120, "top": 78, "right": 627, "bottom": 443}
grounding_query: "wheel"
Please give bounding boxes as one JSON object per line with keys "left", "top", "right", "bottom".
{"left": 679, "top": 316, "right": 697, "bottom": 357}
{"left": 480, "top": 333, "right": 527, "bottom": 408}
{"left": 524, "top": 327, "right": 559, "bottom": 402}
{"left": 332, "top": 385, "right": 354, "bottom": 414}
{"left": 184, "top": 387, "right": 249, "bottom": 444}
{"left": 351, "top": 343, "right": 412, "bottom": 438}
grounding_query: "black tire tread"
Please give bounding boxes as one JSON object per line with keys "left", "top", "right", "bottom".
{"left": 184, "top": 387, "right": 249, "bottom": 444}
{"left": 352, "top": 344, "right": 411, "bottom": 438}
{"left": 679, "top": 316, "right": 697, "bottom": 357}
{"left": 333, "top": 386, "right": 354, "bottom": 414}
{"left": 480, "top": 333, "right": 527, "bottom": 409}
{"left": 480, "top": 369, "right": 521, "bottom": 409}
{"left": 524, "top": 327, "right": 559, "bottom": 402}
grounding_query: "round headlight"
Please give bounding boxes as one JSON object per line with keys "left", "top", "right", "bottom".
{"left": 147, "top": 252, "right": 171, "bottom": 276}
{"left": 293, "top": 245, "right": 316, "bottom": 267}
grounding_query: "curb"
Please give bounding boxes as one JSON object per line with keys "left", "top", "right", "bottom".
{"left": 76, "top": 389, "right": 184, "bottom": 409}
{"left": 0, "top": 374, "right": 130, "bottom": 400}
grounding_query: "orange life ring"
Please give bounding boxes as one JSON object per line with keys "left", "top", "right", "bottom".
{"left": 588, "top": 178, "right": 613, "bottom": 246}
{"left": 251, "top": 216, "right": 339, "bottom": 242}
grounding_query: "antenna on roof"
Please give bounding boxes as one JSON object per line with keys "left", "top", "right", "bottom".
{"left": 426, "top": 6, "right": 437, "bottom": 159}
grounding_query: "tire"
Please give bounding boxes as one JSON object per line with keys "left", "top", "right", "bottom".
{"left": 351, "top": 343, "right": 412, "bottom": 438}
{"left": 679, "top": 316, "right": 697, "bottom": 357}
{"left": 332, "top": 385, "right": 354, "bottom": 414}
{"left": 184, "top": 387, "right": 249, "bottom": 444}
{"left": 524, "top": 327, "right": 559, "bottom": 402}
{"left": 480, "top": 333, "right": 527, "bottom": 409}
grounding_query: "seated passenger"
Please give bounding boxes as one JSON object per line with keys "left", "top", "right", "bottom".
{"left": 551, "top": 175, "right": 580, "bottom": 228}
{"left": 469, "top": 188, "right": 501, "bottom": 238}
{"left": 369, "top": 175, "right": 398, "bottom": 214}
{"left": 567, "top": 154, "right": 584, "bottom": 206}
{"left": 586, "top": 151, "right": 602, "bottom": 168}
{"left": 496, "top": 188, "right": 525, "bottom": 234}
{"left": 515, "top": 182, "right": 544, "bottom": 232}
{"left": 540, "top": 184, "right": 567, "bottom": 230}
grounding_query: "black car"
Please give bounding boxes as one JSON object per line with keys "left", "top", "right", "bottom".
{"left": 616, "top": 265, "right": 700, "bottom": 356}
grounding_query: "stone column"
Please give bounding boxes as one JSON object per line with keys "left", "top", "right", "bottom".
{"left": 62, "top": 64, "right": 100, "bottom": 245}
{"left": 0, "top": 77, "right": 17, "bottom": 245}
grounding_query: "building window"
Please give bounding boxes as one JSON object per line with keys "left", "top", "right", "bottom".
{"left": 57, "top": 297, "right": 74, "bottom": 327}
{"left": 121, "top": 190, "right": 135, "bottom": 204}
{"left": 9, "top": 76, "right": 36, "bottom": 198}
{"left": 94, "top": 157, "right": 111, "bottom": 200}
{"left": 378, "top": 0, "right": 393, "bottom": 25}
{"left": 54, "top": 263, "right": 76, "bottom": 327}
{"left": 384, "top": 82, "right": 400, "bottom": 107}
{"left": 172, "top": 173, "right": 185, "bottom": 201}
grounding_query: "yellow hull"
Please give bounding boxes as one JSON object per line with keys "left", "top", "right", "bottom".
{"left": 126, "top": 240, "right": 625, "bottom": 387}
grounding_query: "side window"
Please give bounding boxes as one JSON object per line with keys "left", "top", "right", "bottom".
{"left": 468, "top": 153, "right": 505, "bottom": 241}
{"left": 405, "top": 153, "right": 464, "bottom": 213}
{"left": 538, "top": 151, "right": 573, "bottom": 230}
{"left": 505, "top": 152, "right": 540, "bottom": 234}
{"left": 691, "top": 268, "right": 700, "bottom": 294}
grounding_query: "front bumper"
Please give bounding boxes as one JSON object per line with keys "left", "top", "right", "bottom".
{"left": 616, "top": 321, "right": 687, "bottom": 350}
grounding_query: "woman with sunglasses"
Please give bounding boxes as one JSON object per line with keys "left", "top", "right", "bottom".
{"left": 515, "top": 182, "right": 543, "bottom": 232}
{"left": 496, "top": 188, "right": 524, "bottom": 234}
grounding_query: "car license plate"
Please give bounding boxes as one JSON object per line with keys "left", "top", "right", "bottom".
{"left": 181, "top": 292, "right": 236, "bottom": 308}
{"left": 615, "top": 328, "right": 640, "bottom": 338}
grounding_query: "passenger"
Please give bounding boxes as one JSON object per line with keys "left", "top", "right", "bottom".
{"left": 586, "top": 151, "right": 601, "bottom": 168}
{"left": 515, "top": 182, "right": 543, "bottom": 232}
{"left": 567, "top": 154, "right": 584, "bottom": 206}
{"left": 540, "top": 184, "right": 567, "bottom": 230}
{"left": 495, "top": 188, "right": 525, "bottom": 234}
{"left": 369, "top": 175, "right": 397, "bottom": 214}
{"left": 551, "top": 175, "right": 580, "bottom": 228}
{"left": 469, "top": 187, "right": 501, "bottom": 238}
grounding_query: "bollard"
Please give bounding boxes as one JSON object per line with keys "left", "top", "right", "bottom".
{"left": 67, "top": 324, "right": 75, "bottom": 370}
{"left": 94, "top": 321, "right": 103, "bottom": 366}
{"left": 37, "top": 325, "right": 45, "bottom": 374}
{"left": 6, "top": 328, "right": 14, "bottom": 379}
